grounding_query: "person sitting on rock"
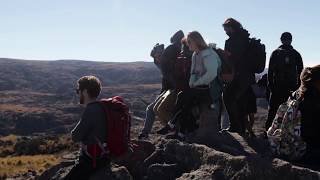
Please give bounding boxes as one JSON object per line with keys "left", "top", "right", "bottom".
{"left": 153, "top": 37, "right": 193, "bottom": 134}
{"left": 65, "top": 76, "right": 108, "bottom": 180}
{"left": 298, "top": 65, "right": 320, "bottom": 167}
{"left": 157, "top": 31, "right": 221, "bottom": 140}
{"left": 138, "top": 30, "right": 184, "bottom": 139}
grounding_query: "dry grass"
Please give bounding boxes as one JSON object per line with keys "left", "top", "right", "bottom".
{"left": 0, "top": 104, "right": 47, "bottom": 113}
{"left": 0, "top": 135, "right": 18, "bottom": 157}
{"left": 0, "top": 155, "right": 60, "bottom": 178}
{"left": 0, "top": 134, "right": 18, "bottom": 142}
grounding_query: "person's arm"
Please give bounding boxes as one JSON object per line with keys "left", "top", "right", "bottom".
{"left": 189, "top": 53, "right": 196, "bottom": 88}
{"left": 268, "top": 51, "right": 277, "bottom": 91}
{"left": 193, "top": 53, "right": 218, "bottom": 86}
{"left": 160, "top": 46, "right": 176, "bottom": 78}
{"left": 71, "top": 107, "right": 94, "bottom": 142}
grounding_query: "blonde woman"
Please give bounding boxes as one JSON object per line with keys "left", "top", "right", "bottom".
{"left": 158, "top": 31, "right": 221, "bottom": 139}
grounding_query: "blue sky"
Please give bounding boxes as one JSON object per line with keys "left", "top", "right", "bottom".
{"left": 0, "top": 0, "right": 319, "bottom": 66}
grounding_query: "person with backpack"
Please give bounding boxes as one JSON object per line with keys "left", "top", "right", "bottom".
{"left": 160, "top": 30, "right": 185, "bottom": 91}
{"left": 266, "top": 32, "right": 304, "bottom": 131}
{"left": 222, "top": 18, "right": 256, "bottom": 135}
{"left": 65, "top": 76, "right": 108, "bottom": 180}
{"left": 157, "top": 31, "right": 221, "bottom": 139}
{"left": 153, "top": 37, "right": 193, "bottom": 128}
{"left": 267, "top": 65, "right": 320, "bottom": 163}
{"left": 138, "top": 31, "right": 184, "bottom": 139}
{"left": 297, "top": 65, "right": 320, "bottom": 166}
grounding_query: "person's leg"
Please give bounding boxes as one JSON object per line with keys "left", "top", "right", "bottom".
{"left": 224, "top": 86, "right": 240, "bottom": 132}
{"left": 266, "top": 91, "right": 283, "bottom": 130}
{"left": 158, "top": 89, "right": 195, "bottom": 135}
{"left": 64, "top": 155, "right": 94, "bottom": 180}
{"left": 248, "top": 113, "right": 256, "bottom": 136}
{"left": 169, "top": 89, "right": 194, "bottom": 126}
{"left": 141, "top": 100, "right": 157, "bottom": 136}
{"left": 153, "top": 94, "right": 165, "bottom": 122}
{"left": 237, "top": 92, "right": 249, "bottom": 135}
{"left": 179, "top": 88, "right": 210, "bottom": 134}
{"left": 220, "top": 96, "right": 230, "bottom": 130}
{"left": 156, "top": 90, "right": 177, "bottom": 124}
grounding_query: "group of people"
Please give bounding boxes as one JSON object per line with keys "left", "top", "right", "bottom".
{"left": 139, "top": 18, "right": 263, "bottom": 140}
{"left": 65, "top": 18, "right": 320, "bottom": 179}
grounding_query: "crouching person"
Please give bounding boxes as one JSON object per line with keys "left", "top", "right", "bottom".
{"left": 65, "top": 76, "right": 109, "bottom": 180}
{"left": 158, "top": 31, "right": 221, "bottom": 140}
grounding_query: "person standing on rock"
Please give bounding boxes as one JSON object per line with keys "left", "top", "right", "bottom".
{"left": 266, "top": 32, "right": 303, "bottom": 130}
{"left": 138, "top": 30, "right": 185, "bottom": 139}
{"left": 222, "top": 18, "right": 255, "bottom": 135}
{"left": 65, "top": 76, "right": 109, "bottom": 180}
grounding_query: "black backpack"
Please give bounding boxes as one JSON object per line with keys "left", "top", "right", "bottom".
{"left": 150, "top": 43, "right": 165, "bottom": 58}
{"left": 247, "top": 38, "right": 266, "bottom": 73}
{"left": 273, "top": 48, "right": 300, "bottom": 87}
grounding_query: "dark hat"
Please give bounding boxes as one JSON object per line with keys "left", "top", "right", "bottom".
{"left": 281, "top": 32, "right": 292, "bottom": 41}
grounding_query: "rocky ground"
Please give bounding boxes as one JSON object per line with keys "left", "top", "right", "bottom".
{"left": 36, "top": 103, "right": 320, "bottom": 180}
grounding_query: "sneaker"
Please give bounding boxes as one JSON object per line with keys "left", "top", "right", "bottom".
{"left": 138, "top": 133, "right": 148, "bottom": 140}
{"left": 157, "top": 125, "right": 173, "bottom": 135}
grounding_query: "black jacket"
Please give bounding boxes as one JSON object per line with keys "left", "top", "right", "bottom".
{"left": 268, "top": 45, "right": 303, "bottom": 92}
{"left": 160, "top": 43, "right": 181, "bottom": 91}
{"left": 224, "top": 29, "right": 255, "bottom": 86}
{"left": 299, "top": 87, "right": 320, "bottom": 149}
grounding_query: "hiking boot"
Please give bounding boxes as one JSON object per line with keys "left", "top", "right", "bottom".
{"left": 157, "top": 125, "right": 173, "bottom": 135}
{"left": 138, "top": 133, "right": 148, "bottom": 140}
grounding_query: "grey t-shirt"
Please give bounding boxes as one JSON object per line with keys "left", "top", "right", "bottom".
{"left": 71, "top": 102, "right": 107, "bottom": 145}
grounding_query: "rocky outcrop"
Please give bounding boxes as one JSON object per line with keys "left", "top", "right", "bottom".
{"left": 39, "top": 136, "right": 320, "bottom": 180}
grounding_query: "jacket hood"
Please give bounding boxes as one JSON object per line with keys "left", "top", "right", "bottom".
{"left": 170, "top": 30, "right": 184, "bottom": 44}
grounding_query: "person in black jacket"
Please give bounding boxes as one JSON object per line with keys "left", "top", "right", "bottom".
{"left": 298, "top": 65, "right": 320, "bottom": 167}
{"left": 138, "top": 31, "right": 184, "bottom": 139}
{"left": 266, "top": 32, "right": 304, "bottom": 130}
{"left": 160, "top": 30, "right": 185, "bottom": 92}
{"left": 222, "top": 18, "right": 255, "bottom": 135}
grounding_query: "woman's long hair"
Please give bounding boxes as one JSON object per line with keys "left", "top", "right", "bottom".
{"left": 299, "top": 65, "right": 320, "bottom": 97}
{"left": 187, "top": 31, "right": 208, "bottom": 51}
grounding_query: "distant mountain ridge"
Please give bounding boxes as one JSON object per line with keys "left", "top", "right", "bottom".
{"left": 0, "top": 58, "right": 161, "bottom": 94}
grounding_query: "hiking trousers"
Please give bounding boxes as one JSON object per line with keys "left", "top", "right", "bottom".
{"left": 64, "top": 153, "right": 109, "bottom": 180}
{"left": 141, "top": 91, "right": 166, "bottom": 135}
{"left": 223, "top": 81, "right": 250, "bottom": 135}
{"left": 153, "top": 90, "right": 177, "bottom": 124}
{"left": 169, "top": 87, "right": 211, "bottom": 134}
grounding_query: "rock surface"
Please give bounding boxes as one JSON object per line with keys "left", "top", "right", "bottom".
{"left": 39, "top": 136, "right": 320, "bottom": 180}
